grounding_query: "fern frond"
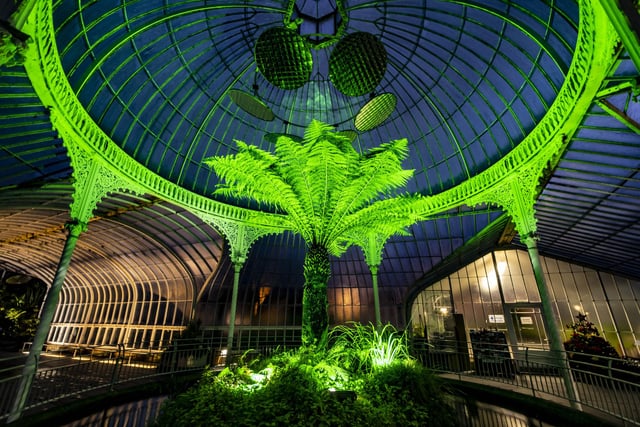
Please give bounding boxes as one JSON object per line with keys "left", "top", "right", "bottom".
{"left": 204, "top": 121, "right": 420, "bottom": 255}
{"left": 204, "top": 141, "right": 313, "bottom": 238}
{"left": 274, "top": 134, "right": 314, "bottom": 209}
{"left": 327, "top": 138, "right": 413, "bottom": 234}
{"left": 303, "top": 119, "right": 335, "bottom": 145}
{"left": 363, "top": 138, "right": 409, "bottom": 159}
{"left": 328, "top": 193, "right": 424, "bottom": 247}
{"left": 306, "top": 138, "right": 351, "bottom": 223}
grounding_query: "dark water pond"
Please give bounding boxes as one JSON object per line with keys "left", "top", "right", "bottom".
{"left": 61, "top": 395, "right": 556, "bottom": 427}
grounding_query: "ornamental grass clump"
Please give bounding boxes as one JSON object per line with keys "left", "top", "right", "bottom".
{"left": 327, "top": 322, "right": 412, "bottom": 374}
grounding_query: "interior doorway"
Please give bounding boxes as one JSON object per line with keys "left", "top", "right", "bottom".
{"left": 505, "top": 304, "right": 549, "bottom": 351}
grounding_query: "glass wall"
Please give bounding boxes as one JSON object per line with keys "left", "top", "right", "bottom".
{"left": 410, "top": 249, "right": 640, "bottom": 358}
{"left": 49, "top": 278, "right": 193, "bottom": 349}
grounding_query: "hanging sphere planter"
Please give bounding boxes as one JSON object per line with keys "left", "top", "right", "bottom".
{"left": 329, "top": 32, "right": 387, "bottom": 97}
{"left": 254, "top": 27, "right": 313, "bottom": 90}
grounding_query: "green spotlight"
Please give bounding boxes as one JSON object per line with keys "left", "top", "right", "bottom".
{"left": 355, "top": 93, "right": 396, "bottom": 131}
{"left": 228, "top": 89, "right": 275, "bottom": 121}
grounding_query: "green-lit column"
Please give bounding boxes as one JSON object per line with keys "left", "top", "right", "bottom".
{"left": 361, "top": 233, "right": 388, "bottom": 328}
{"left": 223, "top": 223, "right": 250, "bottom": 360}
{"left": 370, "top": 266, "right": 381, "bottom": 327}
{"left": 483, "top": 174, "right": 581, "bottom": 409}
{"left": 226, "top": 259, "right": 243, "bottom": 355}
{"left": 522, "top": 233, "right": 581, "bottom": 410}
{"left": 200, "top": 220, "right": 261, "bottom": 362}
{"left": 8, "top": 220, "right": 87, "bottom": 423}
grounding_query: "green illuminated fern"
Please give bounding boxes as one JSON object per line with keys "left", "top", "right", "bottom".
{"left": 204, "top": 120, "right": 421, "bottom": 346}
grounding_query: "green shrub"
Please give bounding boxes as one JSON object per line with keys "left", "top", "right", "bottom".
{"left": 362, "top": 362, "right": 457, "bottom": 427}
{"left": 152, "top": 370, "right": 252, "bottom": 426}
{"left": 152, "top": 323, "right": 455, "bottom": 426}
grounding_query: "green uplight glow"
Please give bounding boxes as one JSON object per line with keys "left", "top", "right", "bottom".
{"left": 331, "top": 322, "right": 411, "bottom": 371}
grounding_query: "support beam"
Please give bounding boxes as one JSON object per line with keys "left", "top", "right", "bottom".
{"left": 226, "top": 261, "right": 242, "bottom": 354}
{"left": 370, "top": 266, "right": 381, "bottom": 327}
{"left": 203, "top": 220, "right": 266, "bottom": 355}
{"left": 477, "top": 172, "right": 581, "bottom": 409}
{"left": 598, "top": 0, "right": 640, "bottom": 72}
{"left": 595, "top": 99, "right": 640, "bottom": 134}
{"left": 521, "top": 233, "right": 581, "bottom": 410}
{"left": 7, "top": 220, "right": 87, "bottom": 423}
{"left": 360, "top": 232, "right": 391, "bottom": 328}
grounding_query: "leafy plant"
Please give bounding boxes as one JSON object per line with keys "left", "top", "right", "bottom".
{"left": 204, "top": 120, "right": 423, "bottom": 346}
{"left": 328, "top": 322, "right": 412, "bottom": 374}
{"left": 0, "top": 278, "right": 45, "bottom": 344}
{"left": 363, "top": 362, "right": 456, "bottom": 426}
{"left": 153, "top": 323, "right": 456, "bottom": 426}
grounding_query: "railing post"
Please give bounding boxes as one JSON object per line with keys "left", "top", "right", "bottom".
{"left": 171, "top": 341, "right": 178, "bottom": 373}
{"left": 110, "top": 344, "right": 124, "bottom": 390}
{"left": 524, "top": 347, "right": 537, "bottom": 398}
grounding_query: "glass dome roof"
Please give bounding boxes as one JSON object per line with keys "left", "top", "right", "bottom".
{"left": 52, "top": 0, "right": 575, "bottom": 196}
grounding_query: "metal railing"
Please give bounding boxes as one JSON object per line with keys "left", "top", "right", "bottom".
{"left": 0, "top": 338, "right": 230, "bottom": 422}
{"left": 413, "top": 338, "right": 640, "bottom": 426}
{"left": 1, "top": 338, "right": 639, "bottom": 425}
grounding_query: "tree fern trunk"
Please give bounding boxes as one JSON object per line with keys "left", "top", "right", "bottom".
{"left": 302, "top": 244, "right": 330, "bottom": 347}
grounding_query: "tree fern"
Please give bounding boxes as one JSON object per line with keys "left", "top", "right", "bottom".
{"left": 204, "top": 120, "right": 422, "bottom": 346}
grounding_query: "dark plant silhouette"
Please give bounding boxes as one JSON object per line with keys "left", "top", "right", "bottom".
{"left": 563, "top": 313, "right": 619, "bottom": 359}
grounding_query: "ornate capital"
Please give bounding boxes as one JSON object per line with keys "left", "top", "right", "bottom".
{"left": 360, "top": 232, "right": 389, "bottom": 269}
{"left": 469, "top": 164, "right": 541, "bottom": 238}
{"left": 64, "top": 133, "right": 145, "bottom": 223}
{"left": 198, "top": 216, "right": 276, "bottom": 266}
{"left": 0, "top": 23, "right": 29, "bottom": 67}
{"left": 65, "top": 219, "right": 88, "bottom": 237}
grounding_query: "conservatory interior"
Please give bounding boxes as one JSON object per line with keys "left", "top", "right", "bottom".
{"left": 1, "top": 0, "right": 640, "bottom": 425}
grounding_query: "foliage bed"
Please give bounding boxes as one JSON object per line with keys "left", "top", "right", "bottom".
{"left": 0, "top": 277, "right": 45, "bottom": 349}
{"left": 152, "top": 323, "right": 456, "bottom": 427}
